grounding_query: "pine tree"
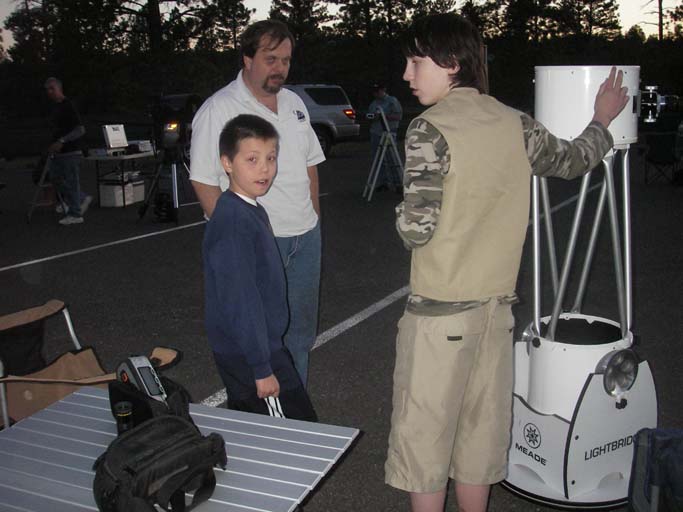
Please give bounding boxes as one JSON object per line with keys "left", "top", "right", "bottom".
{"left": 195, "top": 0, "right": 254, "bottom": 51}
{"left": 412, "top": 0, "right": 458, "bottom": 19}
{"left": 330, "top": 0, "right": 378, "bottom": 39}
{"left": 269, "top": 0, "right": 331, "bottom": 41}
{"left": 669, "top": 1, "right": 683, "bottom": 37}
{"left": 625, "top": 24, "right": 646, "bottom": 42}
{"left": 504, "top": 0, "right": 557, "bottom": 42}
{"left": 4, "top": 0, "right": 119, "bottom": 64}
{"left": 459, "top": 0, "right": 505, "bottom": 40}
{"left": 331, "top": 0, "right": 412, "bottom": 40}
{"left": 379, "top": 0, "right": 413, "bottom": 39}
{"left": 4, "top": 1, "right": 53, "bottom": 64}
{"left": 113, "top": 1, "right": 209, "bottom": 54}
{"left": 555, "top": 0, "right": 621, "bottom": 39}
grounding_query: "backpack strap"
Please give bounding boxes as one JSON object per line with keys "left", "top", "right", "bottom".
{"left": 157, "top": 467, "right": 217, "bottom": 511}
{"left": 118, "top": 493, "right": 158, "bottom": 512}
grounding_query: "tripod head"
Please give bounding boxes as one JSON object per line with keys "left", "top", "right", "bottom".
{"left": 366, "top": 107, "right": 393, "bottom": 133}
{"left": 150, "top": 93, "right": 202, "bottom": 158}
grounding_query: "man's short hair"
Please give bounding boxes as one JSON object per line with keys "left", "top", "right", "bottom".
{"left": 239, "top": 20, "right": 295, "bottom": 67}
{"left": 219, "top": 114, "right": 279, "bottom": 160}
{"left": 401, "top": 13, "right": 485, "bottom": 93}
{"left": 44, "top": 77, "right": 63, "bottom": 89}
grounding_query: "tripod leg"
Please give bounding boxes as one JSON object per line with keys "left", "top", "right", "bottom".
{"left": 364, "top": 140, "right": 384, "bottom": 199}
{"left": 365, "top": 163, "right": 380, "bottom": 201}
{"left": 28, "top": 157, "right": 52, "bottom": 223}
{"left": 170, "top": 161, "right": 179, "bottom": 224}
{"left": 138, "top": 162, "right": 163, "bottom": 221}
{"left": 368, "top": 142, "right": 389, "bottom": 201}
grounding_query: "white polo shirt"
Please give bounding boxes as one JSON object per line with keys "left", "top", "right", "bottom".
{"left": 190, "top": 71, "right": 325, "bottom": 237}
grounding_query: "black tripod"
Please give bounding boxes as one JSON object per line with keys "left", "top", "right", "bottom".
{"left": 137, "top": 146, "right": 188, "bottom": 224}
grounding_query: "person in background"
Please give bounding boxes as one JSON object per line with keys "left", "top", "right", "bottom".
{"left": 385, "top": 13, "right": 629, "bottom": 512}
{"left": 44, "top": 77, "right": 91, "bottom": 225}
{"left": 368, "top": 83, "right": 403, "bottom": 192}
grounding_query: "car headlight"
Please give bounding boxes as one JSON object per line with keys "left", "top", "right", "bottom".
{"left": 595, "top": 349, "right": 638, "bottom": 396}
{"left": 164, "top": 122, "right": 179, "bottom": 132}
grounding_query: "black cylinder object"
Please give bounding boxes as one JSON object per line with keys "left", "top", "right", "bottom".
{"left": 114, "top": 401, "right": 134, "bottom": 434}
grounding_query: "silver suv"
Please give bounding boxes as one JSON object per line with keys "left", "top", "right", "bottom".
{"left": 285, "top": 84, "right": 360, "bottom": 155}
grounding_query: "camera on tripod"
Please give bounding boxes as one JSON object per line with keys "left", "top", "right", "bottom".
{"left": 150, "top": 93, "right": 203, "bottom": 159}
{"left": 366, "top": 107, "right": 392, "bottom": 133}
{"left": 139, "top": 94, "right": 203, "bottom": 223}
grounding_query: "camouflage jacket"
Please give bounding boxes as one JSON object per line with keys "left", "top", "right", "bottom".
{"left": 397, "top": 114, "right": 613, "bottom": 316}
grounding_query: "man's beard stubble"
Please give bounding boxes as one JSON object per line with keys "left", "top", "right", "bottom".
{"left": 263, "top": 74, "right": 286, "bottom": 94}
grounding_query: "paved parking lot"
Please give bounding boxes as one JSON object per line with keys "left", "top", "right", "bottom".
{"left": 1, "top": 141, "right": 681, "bottom": 511}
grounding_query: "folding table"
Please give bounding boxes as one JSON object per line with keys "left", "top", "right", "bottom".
{"left": 0, "top": 387, "right": 359, "bottom": 511}
{"left": 86, "top": 152, "right": 155, "bottom": 208}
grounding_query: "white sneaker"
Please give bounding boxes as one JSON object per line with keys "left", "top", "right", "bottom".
{"left": 59, "top": 215, "right": 84, "bottom": 225}
{"left": 80, "top": 195, "right": 93, "bottom": 215}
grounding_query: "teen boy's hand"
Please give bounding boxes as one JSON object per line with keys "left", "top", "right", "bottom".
{"left": 256, "top": 374, "right": 280, "bottom": 398}
{"left": 592, "top": 66, "right": 630, "bottom": 129}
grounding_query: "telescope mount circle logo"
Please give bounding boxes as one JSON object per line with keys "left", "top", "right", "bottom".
{"left": 524, "top": 423, "right": 542, "bottom": 449}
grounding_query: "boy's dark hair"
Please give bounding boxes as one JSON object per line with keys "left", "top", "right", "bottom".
{"left": 219, "top": 114, "right": 279, "bottom": 161}
{"left": 401, "top": 13, "right": 485, "bottom": 93}
{"left": 240, "top": 20, "right": 295, "bottom": 66}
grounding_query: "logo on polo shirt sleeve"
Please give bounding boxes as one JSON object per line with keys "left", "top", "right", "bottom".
{"left": 294, "top": 110, "right": 306, "bottom": 122}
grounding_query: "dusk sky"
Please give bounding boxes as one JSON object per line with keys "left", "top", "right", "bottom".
{"left": 0, "top": 0, "right": 671, "bottom": 50}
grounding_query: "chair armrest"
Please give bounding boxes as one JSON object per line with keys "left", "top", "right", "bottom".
{"left": 0, "top": 300, "right": 65, "bottom": 332}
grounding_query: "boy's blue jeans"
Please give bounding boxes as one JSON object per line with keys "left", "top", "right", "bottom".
{"left": 275, "top": 221, "right": 321, "bottom": 387}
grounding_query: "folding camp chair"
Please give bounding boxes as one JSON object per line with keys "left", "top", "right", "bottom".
{"left": 0, "top": 299, "right": 85, "bottom": 428}
{"left": 27, "top": 156, "right": 66, "bottom": 223}
{"left": 0, "top": 301, "right": 181, "bottom": 429}
{"left": 644, "top": 132, "right": 681, "bottom": 185}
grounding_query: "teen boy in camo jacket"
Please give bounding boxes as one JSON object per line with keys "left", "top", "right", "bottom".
{"left": 385, "top": 13, "right": 628, "bottom": 512}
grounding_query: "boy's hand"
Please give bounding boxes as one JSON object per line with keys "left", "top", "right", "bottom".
{"left": 592, "top": 67, "right": 629, "bottom": 129}
{"left": 255, "top": 374, "right": 280, "bottom": 398}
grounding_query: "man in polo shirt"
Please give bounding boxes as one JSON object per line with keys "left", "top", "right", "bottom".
{"left": 190, "top": 20, "right": 325, "bottom": 387}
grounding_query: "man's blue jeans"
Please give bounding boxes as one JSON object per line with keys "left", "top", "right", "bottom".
{"left": 49, "top": 155, "right": 82, "bottom": 216}
{"left": 275, "top": 222, "right": 321, "bottom": 387}
{"left": 370, "top": 131, "right": 402, "bottom": 187}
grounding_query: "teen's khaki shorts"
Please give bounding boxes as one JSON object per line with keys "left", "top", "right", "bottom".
{"left": 385, "top": 300, "right": 515, "bottom": 492}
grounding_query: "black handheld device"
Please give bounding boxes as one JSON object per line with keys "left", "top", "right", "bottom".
{"left": 117, "top": 356, "right": 168, "bottom": 403}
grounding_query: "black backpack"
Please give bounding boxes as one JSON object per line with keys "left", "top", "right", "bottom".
{"left": 93, "top": 376, "right": 227, "bottom": 511}
{"left": 93, "top": 414, "right": 227, "bottom": 512}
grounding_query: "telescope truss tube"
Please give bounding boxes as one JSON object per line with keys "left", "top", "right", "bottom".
{"left": 540, "top": 177, "right": 559, "bottom": 296}
{"left": 532, "top": 176, "right": 542, "bottom": 336}
{"left": 532, "top": 66, "right": 638, "bottom": 340}
{"left": 602, "top": 154, "right": 628, "bottom": 338}
{"left": 571, "top": 179, "right": 607, "bottom": 314}
{"left": 547, "top": 172, "right": 592, "bottom": 340}
{"left": 622, "top": 149, "right": 633, "bottom": 330}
